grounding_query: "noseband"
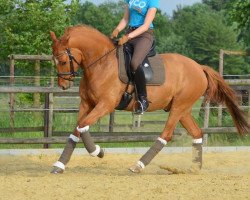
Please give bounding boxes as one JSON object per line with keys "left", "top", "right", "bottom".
{"left": 54, "top": 48, "right": 80, "bottom": 81}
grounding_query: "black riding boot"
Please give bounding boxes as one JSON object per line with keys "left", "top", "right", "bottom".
{"left": 133, "top": 66, "right": 149, "bottom": 115}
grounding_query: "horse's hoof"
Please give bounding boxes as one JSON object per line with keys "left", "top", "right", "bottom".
{"left": 97, "top": 148, "right": 104, "bottom": 158}
{"left": 129, "top": 164, "right": 143, "bottom": 173}
{"left": 50, "top": 166, "right": 64, "bottom": 174}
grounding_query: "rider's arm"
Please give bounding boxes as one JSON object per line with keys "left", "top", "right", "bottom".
{"left": 115, "top": 5, "right": 129, "bottom": 32}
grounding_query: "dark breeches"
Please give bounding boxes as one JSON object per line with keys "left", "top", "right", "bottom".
{"left": 126, "top": 29, "right": 154, "bottom": 71}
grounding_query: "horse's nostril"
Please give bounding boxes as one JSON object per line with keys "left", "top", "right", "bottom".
{"left": 61, "top": 86, "right": 66, "bottom": 90}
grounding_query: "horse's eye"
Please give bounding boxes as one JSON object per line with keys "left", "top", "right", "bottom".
{"left": 61, "top": 61, "right": 67, "bottom": 66}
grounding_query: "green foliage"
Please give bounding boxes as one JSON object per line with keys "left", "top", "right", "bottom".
{"left": 0, "top": 0, "right": 79, "bottom": 64}
{"left": 202, "top": 0, "right": 232, "bottom": 11}
{"left": 72, "top": 1, "right": 124, "bottom": 36}
{"left": 171, "top": 3, "right": 248, "bottom": 74}
{"left": 0, "top": 0, "right": 249, "bottom": 76}
{"left": 228, "top": 0, "right": 250, "bottom": 50}
{"left": 229, "top": 0, "right": 250, "bottom": 29}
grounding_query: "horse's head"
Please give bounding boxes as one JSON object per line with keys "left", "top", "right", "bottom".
{"left": 50, "top": 31, "right": 83, "bottom": 90}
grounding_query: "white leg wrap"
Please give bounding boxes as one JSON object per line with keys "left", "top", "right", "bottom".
{"left": 53, "top": 161, "right": 65, "bottom": 170}
{"left": 89, "top": 145, "right": 101, "bottom": 157}
{"left": 193, "top": 138, "right": 203, "bottom": 144}
{"left": 137, "top": 160, "right": 145, "bottom": 169}
{"left": 77, "top": 125, "right": 90, "bottom": 133}
{"left": 157, "top": 137, "right": 167, "bottom": 145}
{"left": 69, "top": 134, "right": 80, "bottom": 143}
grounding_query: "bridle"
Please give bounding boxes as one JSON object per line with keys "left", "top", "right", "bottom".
{"left": 54, "top": 48, "right": 80, "bottom": 81}
{"left": 54, "top": 44, "right": 118, "bottom": 82}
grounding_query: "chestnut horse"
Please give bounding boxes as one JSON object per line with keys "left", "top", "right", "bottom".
{"left": 50, "top": 25, "right": 249, "bottom": 174}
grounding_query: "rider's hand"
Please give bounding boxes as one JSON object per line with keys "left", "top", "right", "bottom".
{"left": 118, "top": 35, "right": 130, "bottom": 46}
{"left": 110, "top": 29, "right": 119, "bottom": 39}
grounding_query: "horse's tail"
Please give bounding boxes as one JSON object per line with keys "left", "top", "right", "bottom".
{"left": 202, "top": 65, "right": 250, "bottom": 135}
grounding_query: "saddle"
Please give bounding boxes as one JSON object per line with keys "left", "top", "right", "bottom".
{"left": 116, "top": 41, "right": 165, "bottom": 110}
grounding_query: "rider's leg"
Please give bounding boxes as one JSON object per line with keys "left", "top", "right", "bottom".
{"left": 129, "top": 31, "right": 154, "bottom": 114}
{"left": 133, "top": 66, "right": 149, "bottom": 114}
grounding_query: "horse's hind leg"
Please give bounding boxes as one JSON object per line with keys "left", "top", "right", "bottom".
{"left": 130, "top": 107, "right": 185, "bottom": 173}
{"left": 179, "top": 113, "right": 203, "bottom": 169}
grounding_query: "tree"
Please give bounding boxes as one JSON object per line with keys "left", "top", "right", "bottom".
{"left": 171, "top": 3, "right": 249, "bottom": 74}
{"left": 202, "top": 0, "right": 232, "bottom": 11}
{"left": 0, "top": 0, "right": 79, "bottom": 67}
{"left": 228, "top": 0, "right": 250, "bottom": 49}
{"left": 72, "top": 1, "right": 124, "bottom": 36}
{"left": 0, "top": 0, "right": 79, "bottom": 105}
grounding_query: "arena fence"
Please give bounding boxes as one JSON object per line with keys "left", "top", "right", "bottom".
{"left": 0, "top": 81, "right": 249, "bottom": 147}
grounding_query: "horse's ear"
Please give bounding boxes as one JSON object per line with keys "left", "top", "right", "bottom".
{"left": 50, "top": 31, "right": 58, "bottom": 43}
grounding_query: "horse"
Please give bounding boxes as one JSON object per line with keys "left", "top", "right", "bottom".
{"left": 50, "top": 24, "right": 249, "bottom": 174}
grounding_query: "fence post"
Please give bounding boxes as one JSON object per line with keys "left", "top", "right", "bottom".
{"left": 44, "top": 93, "right": 49, "bottom": 148}
{"left": 9, "top": 55, "right": 15, "bottom": 130}
{"left": 203, "top": 102, "right": 210, "bottom": 145}
{"left": 109, "top": 112, "right": 115, "bottom": 132}
{"left": 34, "top": 60, "right": 41, "bottom": 107}
{"left": 217, "top": 49, "right": 224, "bottom": 127}
{"left": 217, "top": 105, "right": 223, "bottom": 126}
{"left": 132, "top": 113, "right": 141, "bottom": 128}
{"left": 44, "top": 92, "right": 53, "bottom": 148}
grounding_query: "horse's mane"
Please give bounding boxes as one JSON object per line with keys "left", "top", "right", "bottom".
{"left": 60, "top": 24, "right": 109, "bottom": 46}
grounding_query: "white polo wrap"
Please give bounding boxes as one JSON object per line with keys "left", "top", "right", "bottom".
{"left": 157, "top": 137, "right": 167, "bottom": 145}
{"left": 137, "top": 161, "right": 145, "bottom": 169}
{"left": 90, "top": 145, "right": 101, "bottom": 157}
{"left": 69, "top": 134, "right": 80, "bottom": 143}
{"left": 53, "top": 161, "right": 65, "bottom": 170}
{"left": 193, "top": 138, "right": 203, "bottom": 144}
{"left": 77, "top": 125, "right": 90, "bottom": 133}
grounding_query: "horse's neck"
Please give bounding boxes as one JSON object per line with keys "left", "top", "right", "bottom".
{"left": 70, "top": 36, "right": 117, "bottom": 84}
{"left": 70, "top": 35, "right": 113, "bottom": 63}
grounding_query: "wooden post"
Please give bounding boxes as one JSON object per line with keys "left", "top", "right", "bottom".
{"left": 109, "top": 112, "right": 115, "bottom": 132}
{"left": 218, "top": 49, "right": 224, "bottom": 126}
{"left": 218, "top": 104, "right": 223, "bottom": 126}
{"left": 43, "top": 91, "right": 54, "bottom": 149}
{"left": 203, "top": 102, "right": 210, "bottom": 145}
{"left": 34, "top": 60, "right": 40, "bottom": 107}
{"left": 9, "top": 55, "right": 15, "bottom": 130}
{"left": 219, "top": 49, "right": 224, "bottom": 75}
{"left": 132, "top": 113, "right": 141, "bottom": 128}
{"left": 44, "top": 93, "right": 49, "bottom": 148}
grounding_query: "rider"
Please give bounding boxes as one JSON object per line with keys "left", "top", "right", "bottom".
{"left": 110, "top": 0, "right": 159, "bottom": 114}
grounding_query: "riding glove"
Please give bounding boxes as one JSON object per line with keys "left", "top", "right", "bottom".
{"left": 110, "top": 29, "right": 119, "bottom": 39}
{"left": 118, "top": 35, "right": 130, "bottom": 46}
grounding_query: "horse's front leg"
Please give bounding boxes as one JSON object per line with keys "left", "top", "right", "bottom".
{"left": 76, "top": 102, "right": 111, "bottom": 159}
{"left": 51, "top": 102, "right": 92, "bottom": 174}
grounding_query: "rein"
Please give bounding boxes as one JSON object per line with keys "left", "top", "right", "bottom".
{"left": 86, "top": 46, "right": 117, "bottom": 68}
{"left": 55, "top": 44, "right": 118, "bottom": 81}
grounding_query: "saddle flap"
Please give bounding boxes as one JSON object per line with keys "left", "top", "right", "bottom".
{"left": 142, "top": 58, "right": 153, "bottom": 82}
{"left": 118, "top": 46, "right": 165, "bottom": 86}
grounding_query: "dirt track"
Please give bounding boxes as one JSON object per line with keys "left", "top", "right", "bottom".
{"left": 0, "top": 151, "right": 249, "bottom": 200}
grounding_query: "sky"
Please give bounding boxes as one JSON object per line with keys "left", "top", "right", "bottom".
{"left": 82, "top": 0, "right": 202, "bottom": 16}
